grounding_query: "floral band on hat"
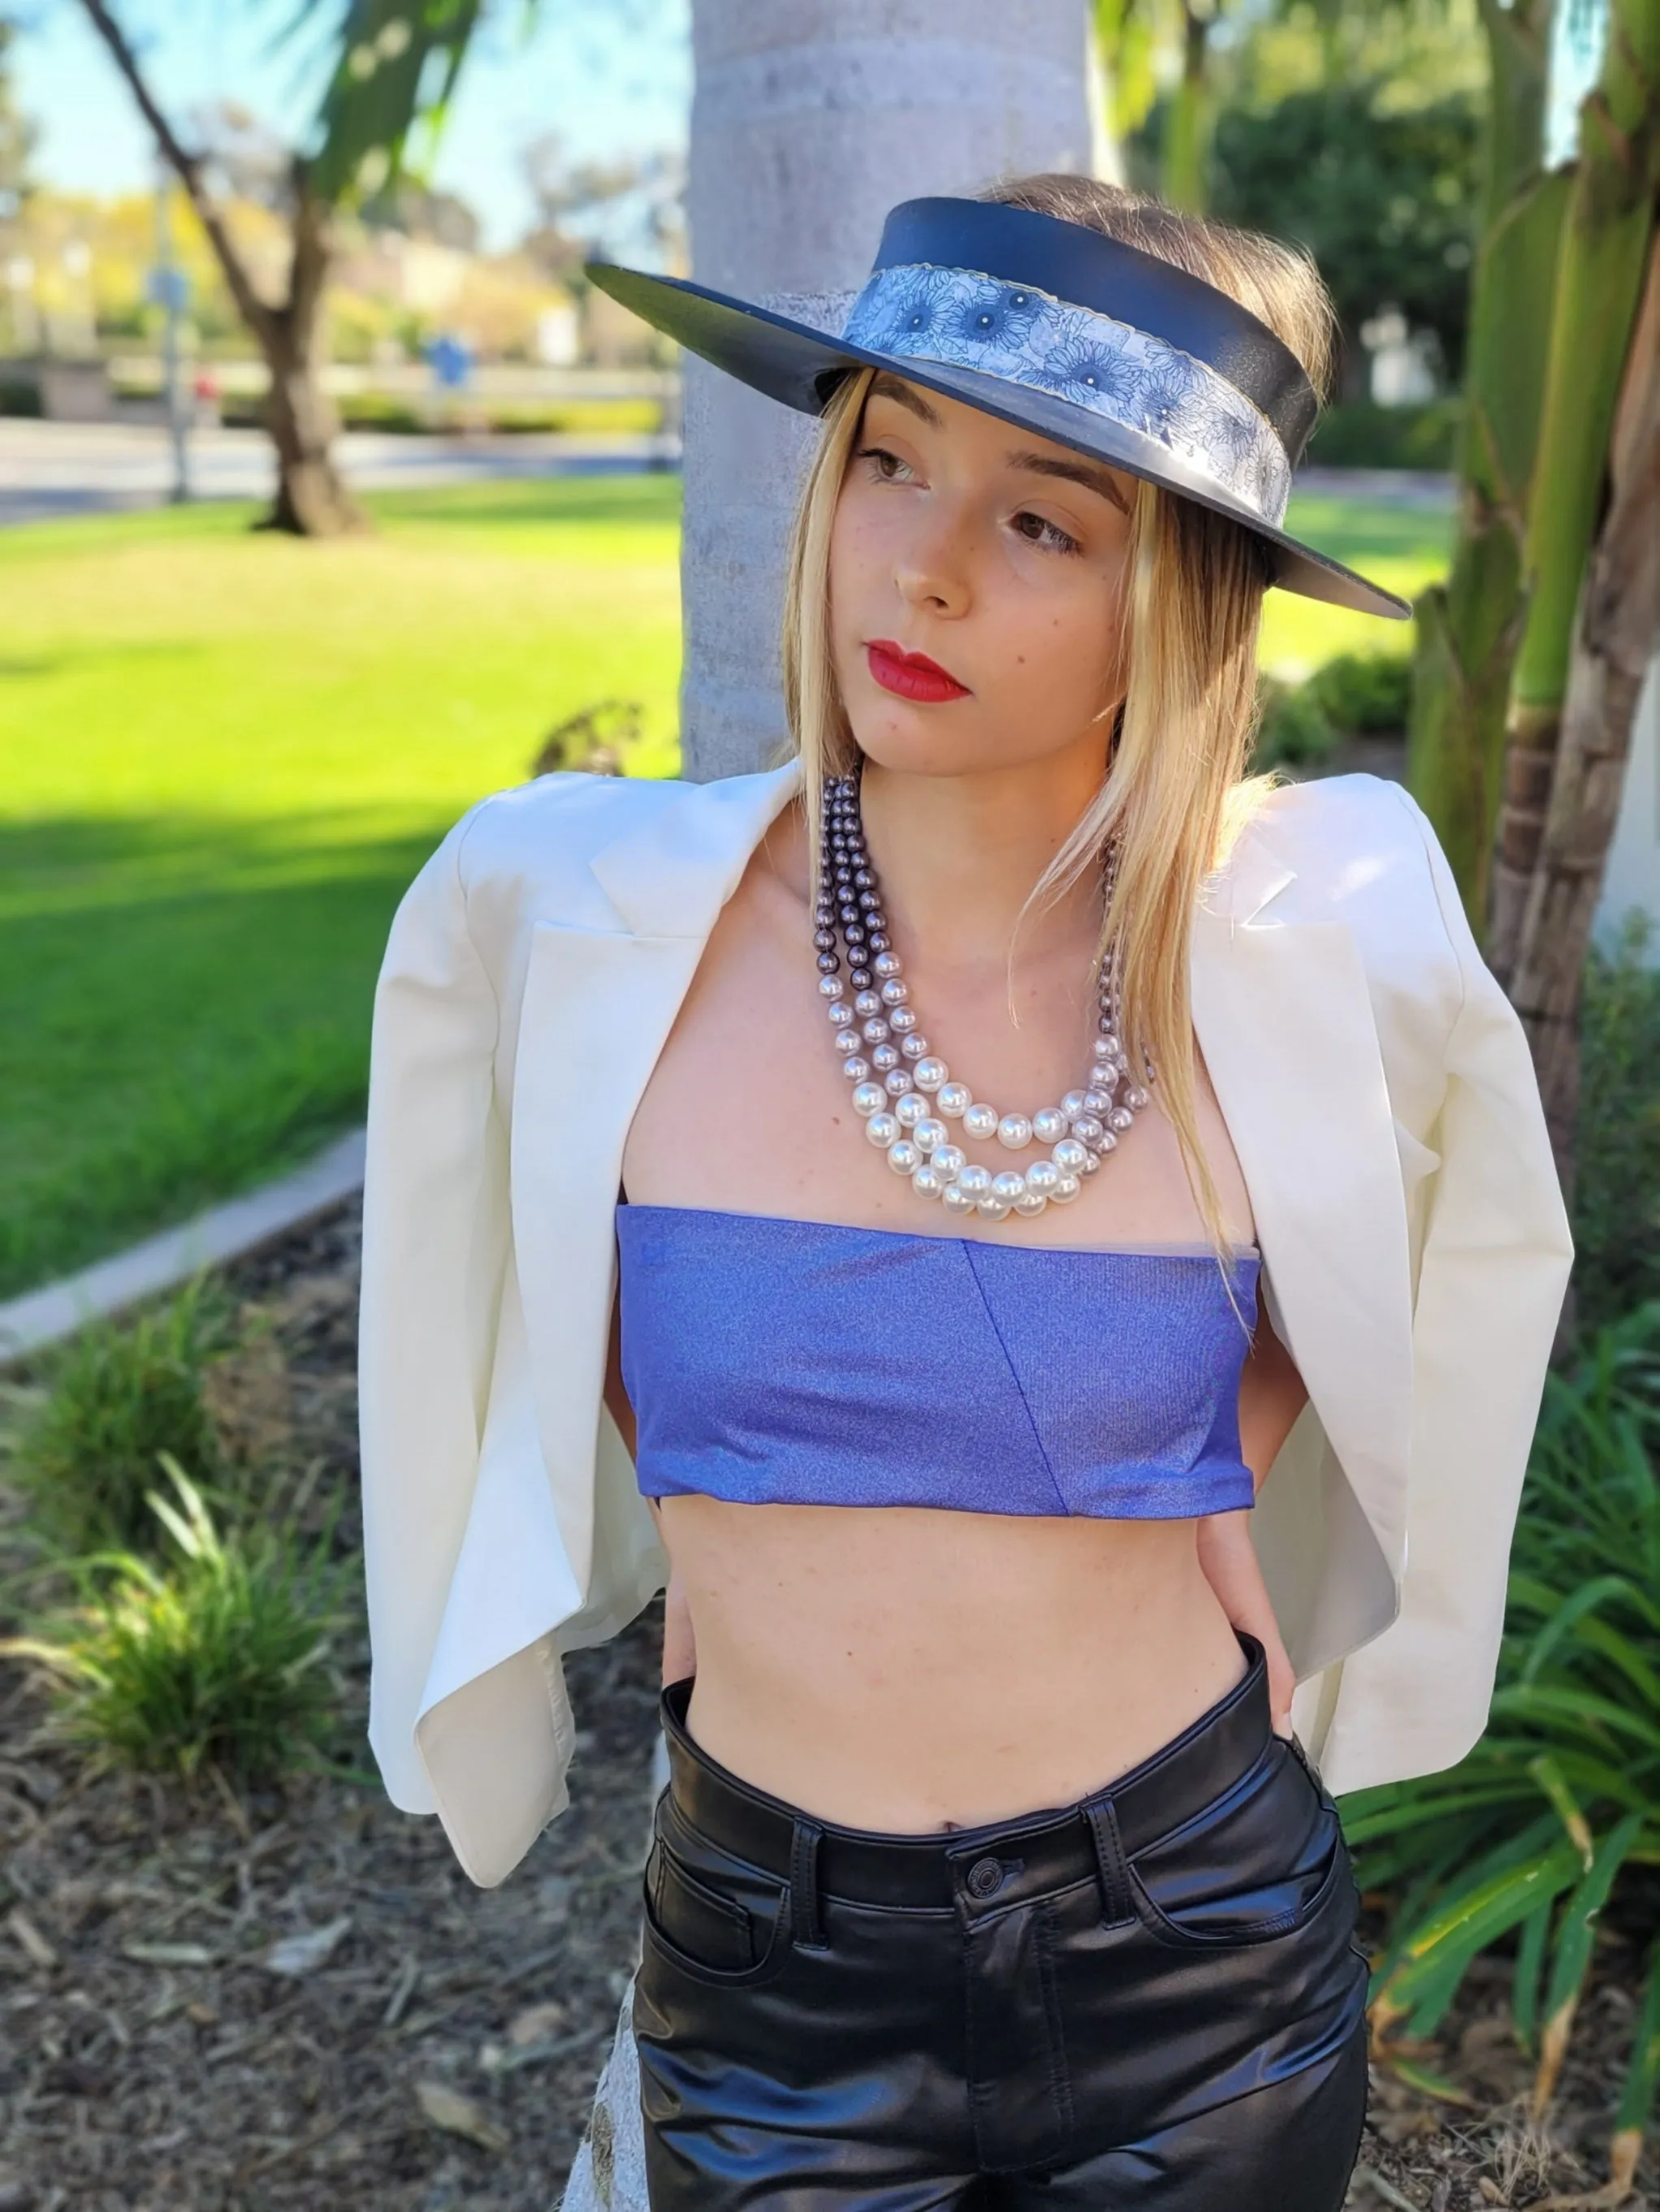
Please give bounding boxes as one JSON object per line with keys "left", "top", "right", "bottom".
{"left": 841, "top": 263, "right": 1293, "bottom": 526}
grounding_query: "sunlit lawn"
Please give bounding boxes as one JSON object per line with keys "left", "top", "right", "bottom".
{"left": 0, "top": 474, "right": 1449, "bottom": 1301}
{"left": 1261, "top": 484, "right": 1454, "bottom": 675}
{"left": 0, "top": 477, "right": 683, "bottom": 1299}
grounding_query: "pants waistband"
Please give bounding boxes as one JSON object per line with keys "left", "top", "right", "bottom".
{"left": 659, "top": 1631, "right": 1277, "bottom": 1912}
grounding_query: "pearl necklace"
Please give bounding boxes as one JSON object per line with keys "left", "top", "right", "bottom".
{"left": 815, "top": 771, "right": 1152, "bottom": 1222}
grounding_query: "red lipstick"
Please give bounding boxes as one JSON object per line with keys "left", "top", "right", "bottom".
{"left": 866, "top": 640, "right": 970, "bottom": 703}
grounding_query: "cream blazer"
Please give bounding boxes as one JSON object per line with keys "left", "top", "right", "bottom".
{"left": 358, "top": 761, "right": 1573, "bottom": 1888}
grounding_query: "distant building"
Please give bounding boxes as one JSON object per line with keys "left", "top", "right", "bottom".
{"left": 534, "top": 304, "right": 579, "bottom": 365}
{"left": 1599, "top": 665, "right": 1660, "bottom": 958}
{"left": 583, "top": 282, "right": 668, "bottom": 367}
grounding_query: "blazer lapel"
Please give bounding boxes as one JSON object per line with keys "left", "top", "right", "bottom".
{"left": 1191, "top": 820, "right": 1414, "bottom": 1585}
{"left": 508, "top": 764, "right": 802, "bottom": 1597}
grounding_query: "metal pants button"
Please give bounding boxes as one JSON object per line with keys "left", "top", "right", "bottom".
{"left": 966, "top": 1856, "right": 1004, "bottom": 1899}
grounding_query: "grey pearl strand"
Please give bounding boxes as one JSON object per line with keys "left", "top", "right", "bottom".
{"left": 816, "top": 768, "right": 1152, "bottom": 1222}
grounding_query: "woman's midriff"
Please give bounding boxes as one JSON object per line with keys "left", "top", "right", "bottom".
{"left": 660, "top": 1494, "right": 1250, "bottom": 1833}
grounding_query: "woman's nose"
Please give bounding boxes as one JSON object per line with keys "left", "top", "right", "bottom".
{"left": 894, "top": 504, "right": 973, "bottom": 617}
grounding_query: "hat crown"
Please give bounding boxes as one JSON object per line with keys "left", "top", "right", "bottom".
{"left": 865, "top": 197, "right": 1318, "bottom": 470}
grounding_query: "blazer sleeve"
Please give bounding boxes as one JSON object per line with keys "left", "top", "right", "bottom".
{"left": 1318, "top": 785, "right": 1576, "bottom": 1791}
{"left": 357, "top": 801, "right": 508, "bottom": 1816}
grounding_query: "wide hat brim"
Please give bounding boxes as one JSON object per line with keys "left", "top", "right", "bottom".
{"left": 589, "top": 260, "right": 1410, "bottom": 624}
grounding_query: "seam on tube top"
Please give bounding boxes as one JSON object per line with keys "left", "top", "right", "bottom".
{"left": 616, "top": 1200, "right": 1256, "bottom": 1263}
{"left": 958, "top": 1242, "right": 1072, "bottom": 1516}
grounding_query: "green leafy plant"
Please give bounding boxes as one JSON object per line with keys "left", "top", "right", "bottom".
{"left": 1301, "top": 399, "right": 1463, "bottom": 473}
{"left": 1252, "top": 673, "right": 1341, "bottom": 770}
{"left": 10, "top": 1280, "right": 223, "bottom": 1554}
{"left": 4, "top": 1457, "right": 345, "bottom": 1784}
{"left": 1308, "top": 651, "right": 1412, "bottom": 739}
{"left": 1342, "top": 1303, "right": 1660, "bottom": 2183}
{"left": 1253, "top": 652, "right": 1413, "bottom": 774}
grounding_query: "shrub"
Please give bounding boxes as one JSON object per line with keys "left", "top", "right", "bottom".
{"left": 6, "top": 1458, "right": 344, "bottom": 1784}
{"left": 1308, "top": 651, "right": 1412, "bottom": 737}
{"left": 1343, "top": 1303, "right": 1660, "bottom": 2174}
{"left": 1576, "top": 913, "right": 1660, "bottom": 1331}
{"left": 1303, "top": 398, "right": 1463, "bottom": 473}
{"left": 11, "top": 1280, "right": 223, "bottom": 1554}
{"left": 1252, "top": 651, "right": 1413, "bottom": 775}
{"left": 1252, "top": 674, "right": 1341, "bottom": 770}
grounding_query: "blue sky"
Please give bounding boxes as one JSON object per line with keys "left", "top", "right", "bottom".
{"left": 13, "top": 0, "right": 691, "bottom": 251}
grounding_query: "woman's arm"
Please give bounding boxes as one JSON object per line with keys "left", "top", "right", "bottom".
{"left": 605, "top": 1290, "right": 696, "bottom": 1685}
{"left": 1196, "top": 1293, "right": 1308, "bottom": 1737}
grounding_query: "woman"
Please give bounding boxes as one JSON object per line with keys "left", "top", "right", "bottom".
{"left": 358, "top": 178, "right": 1572, "bottom": 2210}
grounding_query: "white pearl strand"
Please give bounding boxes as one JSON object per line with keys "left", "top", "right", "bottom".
{"left": 815, "top": 771, "right": 1152, "bottom": 1223}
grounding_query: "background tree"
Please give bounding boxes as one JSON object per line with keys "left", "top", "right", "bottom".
{"left": 1092, "top": 0, "right": 1229, "bottom": 210}
{"left": 1485, "top": 0, "right": 1659, "bottom": 1178}
{"left": 1210, "top": 82, "right": 1481, "bottom": 400}
{"left": 72, "top": 0, "right": 523, "bottom": 535}
{"left": 521, "top": 133, "right": 686, "bottom": 287}
{"left": 0, "top": 14, "right": 37, "bottom": 230}
{"left": 1404, "top": 0, "right": 1569, "bottom": 922}
{"left": 0, "top": 14, "right": 37, "bottom": 354}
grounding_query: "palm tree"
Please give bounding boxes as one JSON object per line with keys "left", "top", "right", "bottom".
{"left": 76, "top": 0, "right": 515, "bottom": 535}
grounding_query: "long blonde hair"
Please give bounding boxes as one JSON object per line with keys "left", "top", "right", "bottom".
{"left": 780, "top": 174, "right": 1339, "bottom": 1262}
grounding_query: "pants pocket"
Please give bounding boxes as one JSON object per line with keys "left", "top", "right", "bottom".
{"left": 1126, "top": 1739, "right": 1352, "bottom": 1950}
{"left": 638, "top": 1795, "right": 793, "bottom": 1989}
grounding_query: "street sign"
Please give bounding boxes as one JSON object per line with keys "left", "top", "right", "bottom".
{"left": 145, "top": 267, "right": 191, "bottom": 312}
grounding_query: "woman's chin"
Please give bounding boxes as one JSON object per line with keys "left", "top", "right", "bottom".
{"left": 850, "top": 719, "right": 1073, "bottom": 782}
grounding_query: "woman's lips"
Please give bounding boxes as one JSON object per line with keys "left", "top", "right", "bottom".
{"left": 866, "top": 640, "right": 971, "bottom": 703}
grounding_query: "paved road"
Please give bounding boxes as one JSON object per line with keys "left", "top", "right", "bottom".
{"left": 0, "top": 418, "right": 681, "bottom": 524}
{"left": 0, "top": 419, "right": 1454, "bottom": 527}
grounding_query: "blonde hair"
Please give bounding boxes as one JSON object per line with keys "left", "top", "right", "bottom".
{"left": 780, "top": 175, "right": 1339, "bottom": 1266}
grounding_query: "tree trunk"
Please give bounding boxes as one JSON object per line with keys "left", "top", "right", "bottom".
{"left": 1404, "top": 0, "right": 1564, "bottom": 934}
{"left": 257, "top": 169, "right": 361, "bottom": 538}
{"left": 1161, "top": 2, "right": 1211, "bottom": 214}
{"left": 76, "top": 0, "right": 361, "bottom": 539}
{"left": 1494, "top": 234, "right": 1660, "bottom": 1186}
{"left": 1489, "top": 0, "right": 1660, "bottom": 965}
{"left": 680, "top": 0, "right": 1092, "bottom": 782}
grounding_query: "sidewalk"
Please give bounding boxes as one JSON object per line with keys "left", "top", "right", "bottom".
{"left": 0, "top": 418, "right": 681, "bottom": 525}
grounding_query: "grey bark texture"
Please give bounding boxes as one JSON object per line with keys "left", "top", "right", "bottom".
{"left": 679, "top": 0, "right": 1093, "bottom": 781}
{"left": 558, "top": 1981, "right": 648, "bottom": 2212}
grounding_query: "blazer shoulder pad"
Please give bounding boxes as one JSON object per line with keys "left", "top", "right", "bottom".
{"left": 453, "top": 771, "right": 696, "bottom": 934}
{"left": 1247, "top": 773, "right": 1424, "bottom": 892}
{"left": 1244, "top": 775, "right": 1466, "bottom": 1041}
{"left": 1245, "top": 773, "right": 1442, "bottom": 919}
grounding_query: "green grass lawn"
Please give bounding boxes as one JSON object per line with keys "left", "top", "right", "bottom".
{"left": 1260, "top": 485, "right": 1455, "bottom": 676}
{"left": 0, "top": 477, "right": 683, "bottom": 1300}
{"left": 0, "top": 475, "right": 1450, "bottom": 1303}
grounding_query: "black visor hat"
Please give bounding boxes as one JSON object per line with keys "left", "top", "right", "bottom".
{"left": 587, "top": 195, "right": 1407, "bottom": 621}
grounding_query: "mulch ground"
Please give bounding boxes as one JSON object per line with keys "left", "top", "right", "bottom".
{"left": 1, "top": 1199, "right": 1653, "bottom": 2212}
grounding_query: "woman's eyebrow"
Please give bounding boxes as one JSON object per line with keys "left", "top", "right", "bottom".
{"left": 867, "top": 372, "right": 940, "bottom": 423}
{"left": 1006, "top": 449, "right": 1133, "bottom": 516}
{"left": 864, "top": 375, "right": 1133, "bottom": 517}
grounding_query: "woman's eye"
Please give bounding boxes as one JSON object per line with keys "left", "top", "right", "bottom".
{"left": 857, "top": 444, "right": 914, "bottom": 484}
{"left": 1014, "top": 510, "right": 1081, "bottom": 556}
{"left": 854, "top": 450, "right": 1078, "bottom": 553}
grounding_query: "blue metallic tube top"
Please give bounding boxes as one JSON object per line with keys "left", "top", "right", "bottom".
{"left": 616, "top": 1204, "right": 1259, "bottom": 1520}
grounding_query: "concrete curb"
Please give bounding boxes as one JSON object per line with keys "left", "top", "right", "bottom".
{"left": 0, "top": 1128, "right": 366, "bottom": 1370}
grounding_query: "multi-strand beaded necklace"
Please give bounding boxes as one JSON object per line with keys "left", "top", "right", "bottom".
{"left": 814, "top": 770, "right": 1152, "bottom": 1222}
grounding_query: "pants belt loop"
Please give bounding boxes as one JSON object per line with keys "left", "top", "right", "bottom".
{"left": 789, "top": 1817, "right": 828, "bottom": 1951}
{"left": 1084, "top": 1798, "right": 1135, "bottom": 1929}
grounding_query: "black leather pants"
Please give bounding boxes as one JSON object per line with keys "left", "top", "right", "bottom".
{"left": 631, "top": 1633, "right": 1371, "bottom": 2210}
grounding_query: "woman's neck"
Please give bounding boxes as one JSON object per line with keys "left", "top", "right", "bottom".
{"left": 856, "top": 741, "right": 1109, "bottom": 972}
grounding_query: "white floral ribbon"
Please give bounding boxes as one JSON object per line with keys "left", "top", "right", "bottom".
{"left": 840, "top": 261, "right": 1293, "bottom": 527}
